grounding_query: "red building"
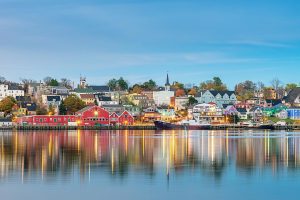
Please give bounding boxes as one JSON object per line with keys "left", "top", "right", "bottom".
{"left": 16, "top": 115, "right": 76, "bottom": 126}
{"left": 75, "top": 105, "right": 110, "bottom": 126}
{"left": 16, "top": 105, "right": 134, "bottom": 127}
{"left": 118, "top": 110, "right": 134, "bottom": 125}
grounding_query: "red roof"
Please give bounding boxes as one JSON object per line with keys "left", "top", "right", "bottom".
{"left": 80, "top": 94, "right": 95, "bottom": 99}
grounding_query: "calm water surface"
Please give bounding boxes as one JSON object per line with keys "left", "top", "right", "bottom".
{"left": 1, "top": 130, "right": 300, "bottom": 200}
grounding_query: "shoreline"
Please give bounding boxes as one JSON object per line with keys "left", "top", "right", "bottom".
{"left": 0, "top": 124, "right": 299, "bottom": 131}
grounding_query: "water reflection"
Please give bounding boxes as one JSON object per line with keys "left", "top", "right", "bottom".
{"left": 1, "top": 130, "right": 300, "bottom": 182}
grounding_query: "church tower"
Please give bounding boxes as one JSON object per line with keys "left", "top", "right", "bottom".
{"left": 165, "top": 73, "right": 170, "bottom": 91}
{"left": 79, "top": 76, "right": 86, "bottom": 89}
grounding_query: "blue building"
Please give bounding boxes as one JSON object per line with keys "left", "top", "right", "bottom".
{"left": 287, "top": 108, "right": 300, "bottom": 120}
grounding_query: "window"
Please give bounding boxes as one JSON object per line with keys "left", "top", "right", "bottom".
{"left": 40, "top": 118, "right": 43, "bottom": 122}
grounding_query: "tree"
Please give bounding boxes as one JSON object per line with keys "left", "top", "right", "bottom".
{"left": 175, "top": 89, "right": 186, "bottom": 97}
{"left": 36, "top": 105, "right": 47, "bottom": 115}
{"left": 20, "top": 78, "right": 36, "bottom": 95}
{"left": 235, "top": 80, "right": 256, "bottom": 101}
{"left": 61, "top": 78, "right": 72, "bottom": 89}
{"left": 64, "top": 94, "right": 85, "bottom": 114}
{"left": 172, "top": 81, "right": 184, "bottom": 90}
{"left": 43, "top": 76, "right": 53, "bottom": 85}
{"left": 59, "top": 100, "right": 67, "bottom": 115}
{"left": 143, "top": 79, "right": 157, "bottom": 90}
{"left": 132, "top": 84, "right": 143, "bottom": 94}
{"left": 107, "top": 78, "right": 118, "bottom": 91}
{"left": 286, "top": 83, "right": 298, "bottom": 92}
{"left": 0, "top": 76, "right": 6, "bottom": 84}
{"left": 199, "top": 77, "right": 227, "bottom": 91}
{"left": 117, "top": 77, "right": 128, "bottom": 91}
{"left": 0, "top": 96, "right": 16, "bottom": 116}
{"left": 271, "top": 78, "right": 282, "bottom": 99}
{"left": 188, "top": 88, "right": 197, "bottom": 96}
{"left": 188, "top": 96, "right": 198, "bottom": 106}
{"left": 49, "top": 79, "right": 59, "bottom": 86}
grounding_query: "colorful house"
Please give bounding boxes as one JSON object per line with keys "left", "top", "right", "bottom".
{"left": 118, "top": 110, "right": 134, "bottom": 125}
{"left": 287, "top": 108, "right": 300, "bottom": 120}
{"left": 80, "top": 94, "right": 95, "bottom": 105}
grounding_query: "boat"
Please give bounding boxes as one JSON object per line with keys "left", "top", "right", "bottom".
{"left": 154, "top": 119, "right": 211, "bottom": 130}
{"left": 256, "top": 124, "right": 275, "bottom": 130}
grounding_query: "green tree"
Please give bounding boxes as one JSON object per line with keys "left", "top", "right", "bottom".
{"left": 200, "top": 77, "right": 227, "bottom": 91}
{"left": 59, "top": 100, "right": 67, "bottom": 115}
{"left": 143, "top": 79, "right": 157, "bottom": 90}
{"left": 49, "top": 79, "right": 59, "bottom": 86}
{"left": 188, "top": 96, "right": 198, "bottom": 106}
{"left": 172, "top": 81, "right": 184, "bottom": 90}
{"left": 107, "top": 78, "right": 118, "bottom": 91}
{"left": 285, "top": 83, "right": 298, "bottom": 92}
{"left": 0, "top": 96, "right": 16, "bottom": 116}
{"left": 117, "top": 77, "right": 128, "bottom": 91}
{"left": 235, "top": 80, "right": 256, "bottom": 101}
{"left": 64, "top": 94, "right": 85, "bottom": 114}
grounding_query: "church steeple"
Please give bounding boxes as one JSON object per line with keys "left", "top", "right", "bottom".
{"left": 165, "top": 73, "right": 170, "bottom": 91}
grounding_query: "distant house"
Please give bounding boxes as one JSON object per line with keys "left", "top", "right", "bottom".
{"left": 80, "top": 94, "right": 95, "bottom": 105}
{"left": 15, "top": 102, "right": 37, "bottom": 116}
{"left": 223, "top": 105, "right": 238, "bottom": 115}
{"left": 174, "top": 96, "right": 189, "bottom": 111}
{"left": 156, "top": 105, "right": 175, "bottom": 121}
{"left": 276, "top": 110, "right": 288, "bottom": 119}
{"left": 249, "top": 107, "right": 263, "bottom": 122}
{"left": 0, "top": 118, "right": 12, "bottom": 127}
{"left": 283, "top": 87, "right": 300, "bottom": 107}
{"left": 0, "top": 84, "right": 24, "bottom": 101}
{"left": 128, "top": 93, "right": 155, "bottom": 109}
{"left": 236, "top": 108, "right": 248, "bottom": 120}
{"left": 95, "top": 95, "right": 118, "bottom": 106}
{"left": 195, "top": 90, "right": 237, "bottom": 108}
{"left": 265, "top": 99, "right": 282, "bottom": 108}
{"left": 102, "top": 104, "right": 125, "bottom": 114}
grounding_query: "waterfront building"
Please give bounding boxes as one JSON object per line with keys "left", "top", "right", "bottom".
{"left": 236, "top": 108, "right": 248, "bottom": 120}
{"left": 249, "top": 106, "right": 263, "bottom": 122}
{"left": 156, "top": 105, "right": 175, "bottom": 121}
{"left": 75, "top": 105, "right": 110, "bottom": 126}
{"left": 16, "top": 115, "right": 77, "bottom": 126}
{"left": 195, "top": 90, "right": 237, "bottom": 108}
{"left": 0, "top": 118, "right": 12, "bottom": 127}
{"left": 192, "top": 103, "right": 224, "bottom": 124}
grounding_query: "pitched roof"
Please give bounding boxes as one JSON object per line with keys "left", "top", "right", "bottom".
{"left": 16, "top": 96, "right": 31, "bottom": 102}
{"left": 47, "top": 95, "right": 61, "bottom": 102}
{"left": 80, "top": 94, "right": 95, "bottom": 99}
{"left": 97, "top": 96, "right": 112, "bottom": 101}
{"left": 236, "top": 108, "right": 247, "bottom": 113}
{"left": 87, "top": 85, "right": 110, "bottom": 92}
{"left": 196, "top": 90, "right": 235, "bottom": 97}
{"left": 8, "top": 84, "right": 23, "bottom": 90}
{"left": 21, "top": 102, "right": 37, "bottom": 111}
{"left": 285, "top": 87, "right": 300, "bottom": 104}
{"left": 73, "top": 88, "right": 94, "bottom": 93}
{"left": 265, "top": 99, "right": 282, "bottom": 106}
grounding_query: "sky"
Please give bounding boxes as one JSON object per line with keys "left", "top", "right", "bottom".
{"left": 0, "top": 0, "right": 300, "bottom": 89}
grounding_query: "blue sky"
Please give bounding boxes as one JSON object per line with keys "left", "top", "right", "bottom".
{"left": 0, "top": 0, "right": 300, "bottom": 89}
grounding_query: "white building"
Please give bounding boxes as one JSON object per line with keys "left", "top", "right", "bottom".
{"left": 153, "top": 74, "right": 174, "bottom": 106}
{"left": 0, "top": 84, "right": 24, "bottom": 101}
{"left": 192, "top": 103, "right": 224, "bottom": 124}
{"left": 174, "top": 96, "right": 189, "bottom": 111}
{"left": 195, "top": 90, "right": 237, "bottom": 108}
